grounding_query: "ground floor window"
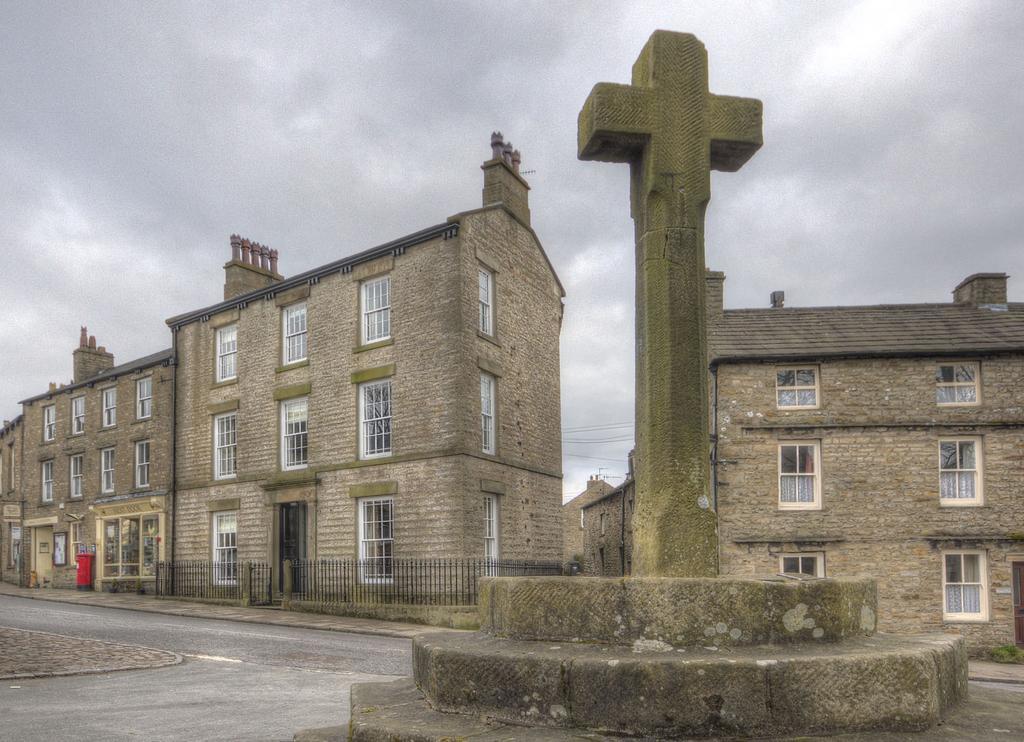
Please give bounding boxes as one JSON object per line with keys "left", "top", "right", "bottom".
{"left": 8, "top": 525, "right": 20, "bottom": 569}
{"left": 483, "top": 495, "right": 499, "bottom": 568}
{"left": 212, "top": 511, "right": 238, "bottom": 585}
{"left": 779, "top": 552, "right": 825, "bottom": 578}
{"left": 71, "top": 522, "right": 84, "bottom": 566}
{"left": 102, "top": 515, "right": 160, "bottom": 578}
{"left": 943, "top": 551, "right": 988, "bottom": 621}
{"left": 358, "top": 497, "right": 394, "bottom": 583}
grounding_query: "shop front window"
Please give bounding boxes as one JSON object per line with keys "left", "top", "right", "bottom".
{"left": 103, "top": 515, "right": 160, "bottom": 578}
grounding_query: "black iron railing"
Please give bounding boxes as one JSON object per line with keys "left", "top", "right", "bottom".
{"left": 289, "top": 558, "right": 562, "bottom": 606}
{"left": 156, "top": 560, "right": 273, "bottom": 604}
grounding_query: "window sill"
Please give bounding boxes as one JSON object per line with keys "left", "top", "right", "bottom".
{"left": 276, "top": 359, "right": 309, "bottom": 373}
{"left": 939, "top": 501, "right": 985, "bottom": 508}
{"left": 213, "top": 475, "right": 238, "bottom": 482}
{"left": 776, "top": 405, "right": 820, "bottom": 411}
{"left": 777, "top": 505, "right": 822, "bottom": 512}
{"left": 66, "top": 432, "right": 85, "bottom": 440}
{"left": 100, "top": 425, "right": 117, "bottom": 431}
{"left": 477, "top": 330, "right": 501, "bottom": 347}
{"left": 942, "top": 616, "right": 989, "bottom": 624}
{"left": 354, "top": 338, "right": 394, "bottom": 354}
{"left": 212, "top": 378, "right": 238, "bottom": 389}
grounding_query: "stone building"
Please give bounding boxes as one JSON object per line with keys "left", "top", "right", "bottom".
{"left": 1, "top": 415, "right": 24, "bottom": 585}
{"left": 561, "top": 476, "right": 613, "bottom": 566}
{"left": 578, "top": 478, "right": 633, "bottom": 576}
{"left": 165, "top": 136, "right": 564, "bottom": 584}
{"left": 584, "top": 270, "right": 1024, "bottom": 651}
{"left": 11, "top": 330, "right": 174, "bottom": 590}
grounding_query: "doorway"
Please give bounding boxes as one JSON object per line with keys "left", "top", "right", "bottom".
{"left": 278, "top": 502, "right": 307, "bottom": 592}
{"left": 1013, "top": 562, "right": 1024, "bottom": 647}
{"left": 32, "top": 526, "right": 53, "bottom": 586}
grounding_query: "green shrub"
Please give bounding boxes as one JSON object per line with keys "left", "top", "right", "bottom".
{"left": 989, "top": 645, "right": 1024, "bottom": 664}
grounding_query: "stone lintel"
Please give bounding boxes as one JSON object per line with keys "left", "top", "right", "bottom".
{"left": 348, "top": 481, "right": 398, "bottom": 499}
{"left": 351, "top": 364, "right": 395, "bottom": 385}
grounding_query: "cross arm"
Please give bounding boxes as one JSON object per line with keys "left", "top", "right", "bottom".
{"left": 708, "top": 94, "right": 763, "bottom": 172}
{"left": 578, "top": 82, "right": 655, "bottom": 163}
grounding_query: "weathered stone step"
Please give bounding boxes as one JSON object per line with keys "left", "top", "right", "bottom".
{"left": 412, "top": 631, "right": 966, "bottom": 738}
{"left": 480, "top": 576, "right": 877, "bottom": 648}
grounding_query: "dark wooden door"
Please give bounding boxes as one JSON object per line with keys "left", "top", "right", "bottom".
{"left": 1014, "top": 562, "right": 1024, "bottom": 647}
{"left": 279, "top": 502, "right": 307, "bottom": 591}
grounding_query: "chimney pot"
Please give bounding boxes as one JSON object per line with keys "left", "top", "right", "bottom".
{"left": 502, "top": 142, "right": 514, "bottom": 166}
{"left": 770, "top": 290, "right": 785, "bottom": 308}
{"left": 48, "top": 382, "right": 56, "bottom": 392}
{"left": 490, "top": 131, "right": 504, "bottom": 160}
{"left": 79, "top": 326, "right": 88, "bottom": 348}
{"left": 269, "top": 248, "right": 279, "bottom": 274}
{"left": 88, "top": 335, "right": 96, "bottom": 349}
{"left": 230, "top": 234, "right": 242, "bottom": 262}
{"left": 512, "top": 149, "right": 521, "bottom": 174}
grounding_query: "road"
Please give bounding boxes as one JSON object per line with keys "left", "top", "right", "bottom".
{"left": 0, "top": 594, "right": 411, "bottom": 741}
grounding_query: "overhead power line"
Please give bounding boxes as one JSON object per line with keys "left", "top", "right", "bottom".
{"left": 562, "top": 436, "right": 634, "bottom": 444}
{"left": 561, "top": 421, "right": 632, "bottom": 433}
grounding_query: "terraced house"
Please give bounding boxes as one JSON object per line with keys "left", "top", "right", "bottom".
{"left": 1, "top": 415, "right": 24, "bottom": 586}
{"left": 13, "top": 330, "right": 173, "bottom": 590}
{"left": 166, "top": 137, "right": 564, "bottom": 585}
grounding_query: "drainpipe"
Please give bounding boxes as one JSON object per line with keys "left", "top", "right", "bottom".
{"left": 170, "top": 328, "right": 178, "bottom": 564}
{"left": 710, "top": 363, "right": 720, "bottom": 575}
{"left": 619, "top": 483, "right": 626, "bottom": 576}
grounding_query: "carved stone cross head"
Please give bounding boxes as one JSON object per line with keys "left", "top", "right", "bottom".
{"left": 578, "top": 31, "right": 762, "bottom": 235}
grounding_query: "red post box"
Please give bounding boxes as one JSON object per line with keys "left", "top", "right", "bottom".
{"left": 76, "top": 553, "right": 94, "bottom": 591}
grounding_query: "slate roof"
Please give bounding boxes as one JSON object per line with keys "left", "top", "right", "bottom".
{"left": 19, "top": 349, "right": 174, "bottom": 405}
{"left": 710, "top": 303, "right": 1024, "bottom": 363}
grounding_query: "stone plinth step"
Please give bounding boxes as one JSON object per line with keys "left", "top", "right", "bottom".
{"left": 480, "top": 576, "right": 877, "bottom": 648}
{"left": 412, "top": 631, "right": 967, "bottom": 739}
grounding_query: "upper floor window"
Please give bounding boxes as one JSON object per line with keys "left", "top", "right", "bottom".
{"left": 361, "top": 276, "right": 391, "bottom": 344}
{"left": 483, "top": 495, "right": 499, "bottom": 561}
{"left": 43, "top": 405, "right": 56, "bottom": 442}
{"left": 41, "top": 460, "right": 54, "bottom": 503}
{"left": 936, "top": 363, "right": 978, "bottom": 406}
{"left": 939, "top": 438, "right": 982, "bottom": 505}
{"left": 943, "top": 551, "right": 987, "bottom": 621}
{"left": 71, "top": 396, "right": 85, "bottom": 435}
{"left": 102, "top": 388, "right": 117, "bottom": 427}
{"left": 214, "top": 412, "right": 237, "bottom": 480}
{"left": 359, "top": 380, "right": 392, "bottom": 459}
{"left": 478, "top": 268, "right": 494, "bottom": 335}
{"left": 776, "top": 367, "right": 818, "bottom": 409}
{"left": 101, "top": 447, "right": 115, "bottom": 493}
{"left": 282, "top": 303, "right": 307, "bottom": 365}
{"left": 778, "top": 441, "right": 820, "bottom": 510}
{"left": 136, "top": 377, "right": 152, "bottom": 420}
{"left": 216, "top": 325, "right": 238, "bottom": 382}
{"left": 280, "top": 398, "right": 308, "bottom": 470}
{"left": 480, "top": 373, "right": 496, "bottom": 455}
{"left": 135, "top": 440, "right": 151, "bottom": 489}
{"left": 70, "top": 454, "right": 83, "bottom": 499}
{"left": 599, "top": 512, "right": 607, "bottom": 535}
{"left": 779, "top": 552, "right": 824, "bottom": 578}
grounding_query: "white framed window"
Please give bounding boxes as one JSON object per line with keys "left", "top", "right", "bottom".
{"left": 70, "top": 454, "right": 83, "bottom": 499}
{"left": 778, "top": 441, "right": 821, "bottom": 509}
{"left": 939, "top": 438, "right": 982, "bottom": 505}
{"left": 135, "top": 440, "right": 150, "bottom": 489}
{"left": 102, "top": 388, "right": 117, "bottom": 427}
{"left": 212, "top": 511, "right": 238, "bottom": 586}
{"left": 43, "top": 405, "right": 56, "bottom": 442}
{"left": 936, "top": 363, "right": 979, "bottom": 405}
{"left": 478, "top": 268, "right": 494, "bottom": 335}
{"left": 480, "top": 373, "right": 496, "bottom": 455}
{"left": 358, "top": 496, "right": 394, "bottom": 583}
{"left": 943, "top": 551, "right": 988, "bottom": 621}
{"left": 216, "top": 325, "right": 238, "bottom": 382}
{"left": 71, "top": 522, "right": 84, "bottom": 566}
{"left": 214, "top": 412, "right": 237, "bottom": 479}
{"left": 71, "top": 396, "right": 85, "bottom": 434}
{"left": 779, "top": 552, "right": 825, "bottom": 578}
{"left": 282, "top": 303, "right": 307, "bottom": 365}
{"left": 280, "top": 398, "right": 308, "bottom": 470}
{"left": 361, "top": 276, "right": 391, "bottom": 345}
{"left": 484, "top": 495, "right": 499, "bottom": 562}
{"left": 41, "top": 460, "right": 54, "bottom": 503}
{"left": 9, "top": 525, "right": 21, "bottom": 569}
{"left": 599, "top": 512, "right": 607, "bottom": 535}
{"left": 359, "top": 380, "right": 392, "bottom": 459}
{"left": 101, "top": 447, "right": 115, "bottom": 493}
{"left": 580, "top": 510, "right": 585, "bottom": 528}
{"left": 136, "top": 377, "right": 152, "bottom": 419}
{"left": 776, "top": 367, "right": 819, "bottom": 409}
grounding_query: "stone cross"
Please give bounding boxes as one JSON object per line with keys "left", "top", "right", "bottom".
{"left": 578, "top": 31, "right": 762, "bottom": 577}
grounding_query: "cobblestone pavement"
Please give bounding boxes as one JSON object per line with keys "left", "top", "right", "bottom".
{"left": 0, "top": 626, "right": 181, "bottom": 679}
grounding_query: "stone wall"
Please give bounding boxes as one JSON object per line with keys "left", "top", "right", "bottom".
{"left": 0, "top": 418, "right": 24, "bottom": 585}
{"left": 580, "top": 480, "right": 634, "bottom": 576}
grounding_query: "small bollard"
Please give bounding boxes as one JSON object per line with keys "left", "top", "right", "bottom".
{"left": 282, "top": 559, "right": 293, "bottom": 610}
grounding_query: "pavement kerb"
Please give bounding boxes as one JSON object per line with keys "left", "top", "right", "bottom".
{"left": 1, "top": 625, "right": 183, "bottom": 680}
{"left": 0, "top": 583, "right": 465, "bottom": 640}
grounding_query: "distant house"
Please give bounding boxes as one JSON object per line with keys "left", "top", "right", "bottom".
{"left": 562, "top": 476, "right": 614, "bottom": 566}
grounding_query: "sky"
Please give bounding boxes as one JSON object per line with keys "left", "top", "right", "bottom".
{"left": 2, "top": 1, "right": 1022, "bottom": 502}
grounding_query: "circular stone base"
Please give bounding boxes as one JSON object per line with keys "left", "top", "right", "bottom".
{"left": 480, "top": 576, "right": 877, "bottom": 647}
{"left": 413, "top": 631, "right": 967, "bottom": 738}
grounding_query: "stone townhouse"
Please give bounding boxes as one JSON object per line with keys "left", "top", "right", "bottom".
{"left": 583, "top": 271, "right": 1024, "bottom": 652}
{"left": 14, "top": 330, "right": 173, "bottom": 590}
{"left": 1, "top": 415, "right": 24, "bottom": 585}
{"left": 166, "top": 135, "right": 564, "bottom": 586}
{"left": 561, "top": 475, "right": 613, "bottom": 566}
{"left": 576, "top": 477, "right": 633, "bottom": 576}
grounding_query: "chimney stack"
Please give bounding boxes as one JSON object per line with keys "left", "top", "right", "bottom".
{"left": 482, "top": 131, "right": 531, "bottom": 226}
{"left": 953, "top": 273, "right": 1008, "bottom": 310}
{"left": 770, "top": 290, "right": 785, "bottom": 308}
{"left": 72, "top": 326, "right": 114, "bottom": 384}
{"left": 224, "top": 234, "right": 284, "bottom": 300}
{"left": 705, "top": 270, "right": 725, "bottom": 319}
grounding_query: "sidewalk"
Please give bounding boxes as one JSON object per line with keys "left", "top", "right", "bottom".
{"left": 0, "top": 582, "right": 460, "bottom": 640}
{"left": 968, "top": 659, "right": 1024, "bottom": 684}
